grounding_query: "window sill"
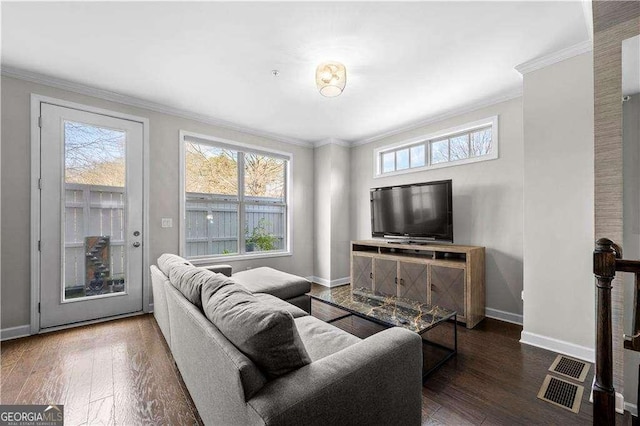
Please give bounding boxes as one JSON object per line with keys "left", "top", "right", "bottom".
{"left": 187, "top": 250, "right": 292, "bottom": 265}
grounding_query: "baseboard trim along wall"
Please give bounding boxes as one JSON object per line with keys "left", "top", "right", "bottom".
{"left": 625, "top": 401, "right": 637, "bottom": 417}
{"left": 485, "top": 308, "right": 523, "bottom": 325}
{"left": 307, "top": 276, "right": 350, "bottom": 288}
{"left": 520, "top": 331, "right": 595, "bottom": 363}
{"left": 1, "top": 325, "right": 31, "bottom": 341}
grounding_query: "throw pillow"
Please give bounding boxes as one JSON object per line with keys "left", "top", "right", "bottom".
{"left": 201, "top": 281, "right": 311, "bottom": 379}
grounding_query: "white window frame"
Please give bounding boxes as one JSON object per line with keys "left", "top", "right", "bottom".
{"left": 179, "top": 130, "right": 292, "bottom": 264}
{"left": 373, "top": 116, "right": 499, "bottom": 178}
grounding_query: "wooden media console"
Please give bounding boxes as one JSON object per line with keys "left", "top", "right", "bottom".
{"left": 350, "top": 240, "right": 485, "bottom": 328}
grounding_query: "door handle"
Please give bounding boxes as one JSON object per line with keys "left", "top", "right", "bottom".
{"left": 133, "top": 242, "right": 141, "bottom": 248}
{"left": 369, "top": 272, "right": 373, "bottom": 280}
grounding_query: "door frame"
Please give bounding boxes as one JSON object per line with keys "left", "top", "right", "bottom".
{"left": 30, "top": 94, "right": 150, "bottom": 334}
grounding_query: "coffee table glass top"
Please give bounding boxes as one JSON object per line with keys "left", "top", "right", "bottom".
{"left": 308, "top": 285, "right": 456, "bottom": 334}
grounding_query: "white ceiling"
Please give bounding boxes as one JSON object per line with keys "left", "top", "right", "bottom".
{"left": 1, "top": 2, "right": 590, "bottom": 144}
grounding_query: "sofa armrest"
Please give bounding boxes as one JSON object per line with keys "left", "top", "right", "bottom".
{"left": 202, "top": 264, "right": 233, "bottom": 277}
{"left": 246, "top": 327, "right": 423, "bottom": 426}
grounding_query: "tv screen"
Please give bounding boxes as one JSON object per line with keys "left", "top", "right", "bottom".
{"left": 370, "top": 180, "right": 453, "bottom": 242}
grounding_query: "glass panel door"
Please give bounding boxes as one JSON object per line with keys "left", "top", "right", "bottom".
{"left": 39, "top": 103, "right": 143, "bottom": 329}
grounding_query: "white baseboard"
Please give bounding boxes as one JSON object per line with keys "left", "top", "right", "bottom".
{"left": 625, "top": 400, "right": 637, "bottom": 416}
{"left": 307, "top": 276, "right": 350, "bottom": 288}
{"left": 485, "top": 308, "right": 523, "bottom": 325}
{"left": 617, "top": 392, "right": 625, "bottom": 414}
{"left": 520, "top": 331, "right": 595, "bottom": 363}
{"left": 1, "top": 325, "right": 31, "bottom": 341}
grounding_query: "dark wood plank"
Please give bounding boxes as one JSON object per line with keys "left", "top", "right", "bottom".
{"left": 136, "top": 315, "right": 199, "bottom": 425}
{"left": 64, "top": 354, "right": 93, "bottom": 425}
{"left": 89, "top": 345, "right": 113, "bottom": 403}
{"left": 112, "top": 318, "right": 163, "bottom": 425}
{"left": 86, "top": 395, "right": 115, "bottom": 426}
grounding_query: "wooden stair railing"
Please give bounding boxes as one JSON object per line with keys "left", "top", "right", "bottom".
{"left": 593, "top": 238, "right": 640, "bottom": 425}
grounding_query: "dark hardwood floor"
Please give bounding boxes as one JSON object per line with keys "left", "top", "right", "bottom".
{"left": 309, "top": 294, "right": 597, "bottom": 425}
{"left": 0, "top": 315, "right": 202, "bottom": 426}
{"left": 0, "top": 289, "right": 623, "bottom": 425}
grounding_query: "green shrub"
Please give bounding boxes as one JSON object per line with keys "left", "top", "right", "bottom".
{"left": 246, "top": 219, "right": 278, "bottom": 251}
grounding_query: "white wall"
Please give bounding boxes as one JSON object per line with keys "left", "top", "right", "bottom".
{"left": 314, "top": 143, "right": 351, "bottom": 283}
{"left": 623, "top": 94, "right": 640, "bottom": 410}
{"left": 1, "top": 75, "right": 315, "bottom": 329}
{"left": 350, "top": 97, "right": 524, "bottom": 320}
{"left": 521, "top": 52, "right": 595, "bottom": 360}
{"left": 314, "top": 144, "right": 332, "bottom": 280}
{"left": 330, "top": 144, "right": 351, "bottom": 280}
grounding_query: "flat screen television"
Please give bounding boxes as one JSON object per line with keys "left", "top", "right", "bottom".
{"left": 370, "top": 180, "right": 453, "bottom": 243}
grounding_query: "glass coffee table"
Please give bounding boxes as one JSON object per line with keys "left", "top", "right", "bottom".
{"left": 308, "top": 285, "right": 457, "bottom": 378}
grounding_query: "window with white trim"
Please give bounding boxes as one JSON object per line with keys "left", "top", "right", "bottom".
{"left": 375, "top": 116, "right": 498, "bottom": 177}
{"left": 181, "top": 134, "right": 290, "bottom": 260}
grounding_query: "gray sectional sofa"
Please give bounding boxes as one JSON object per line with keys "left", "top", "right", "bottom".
{"left": 150, "top": 254, "right": 423, "bottom": 426}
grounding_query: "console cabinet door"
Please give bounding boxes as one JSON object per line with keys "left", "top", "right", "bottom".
{"left": 398, "top": 261, "right": 428, "bottom": 303}
{"left": 430, "top": 265, "right": 465, "bottom": 315}
{"left": 374, "top": 258, "right": 398, "bottom": 297}
{"left": 351, "top": 254, "right": 373, "bottom": 291}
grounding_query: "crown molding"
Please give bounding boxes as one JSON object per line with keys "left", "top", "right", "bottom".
{"left": 1, "top": 65, "right": 313, "bottom": 148}
{"left": 514, "top": 40, "right": 593, "bottom": 75}
{"left": 313, "top": 138, "right": 352, "bottom": 148}
{"left": 352, "top": 88, "right": 522, "bottom": 147}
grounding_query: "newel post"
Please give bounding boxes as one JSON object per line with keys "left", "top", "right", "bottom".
{"left": 593, "top": 238, "right": 617, "bottom": 425}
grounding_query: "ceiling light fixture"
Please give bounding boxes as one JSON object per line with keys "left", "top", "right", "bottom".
{"left": 316, "top": 62, "right": 346, "bottom": 97}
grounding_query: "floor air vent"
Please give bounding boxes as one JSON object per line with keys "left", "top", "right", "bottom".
{"left": 549, "top": 355, "right": 590, "bottom": 382}
{"left": 537, "top": 375, "right": 584, "bottom": 413}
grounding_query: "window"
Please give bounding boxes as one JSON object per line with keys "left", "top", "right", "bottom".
{"left": 374, "top": 116, "right": 498, "bottom": 177}
{"left": 180, "top": 133, "right": 290, "bottom": 261}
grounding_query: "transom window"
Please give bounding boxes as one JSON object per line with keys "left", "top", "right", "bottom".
{"left": 375, "top": 116, "right": 498, "bottom": 177}
{"left": 180, "top": 133, "right": 290, "bottom": 261}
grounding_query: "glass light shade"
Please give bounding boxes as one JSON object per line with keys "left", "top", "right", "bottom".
{"left": 316, "top": 62, "right": 346, "bottom": 97}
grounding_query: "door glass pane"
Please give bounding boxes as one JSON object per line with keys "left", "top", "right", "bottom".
{"left": 63, "top": 121, "right": 126, "bottom": 300}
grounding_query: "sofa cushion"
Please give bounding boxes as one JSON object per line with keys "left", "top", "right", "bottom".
{"left": 169, "top": 264, "right": 233, "bottom": 310}
{"left": 157, "top": 253, "right": 193, "bottom": 277}
{"left": 294, "top": 315, "right": 361, "bottom": 362}
{"left": 164, "top": 281, "right": 267, "bottom": 402}
{"left": 202, "top": 281, "right": 311, "bottom": 379}
{"left": 253, "top": 293, "right": 308, "bottom": 319}
{"left": 231, "top": 267, "right": 311, "bottom": 300}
